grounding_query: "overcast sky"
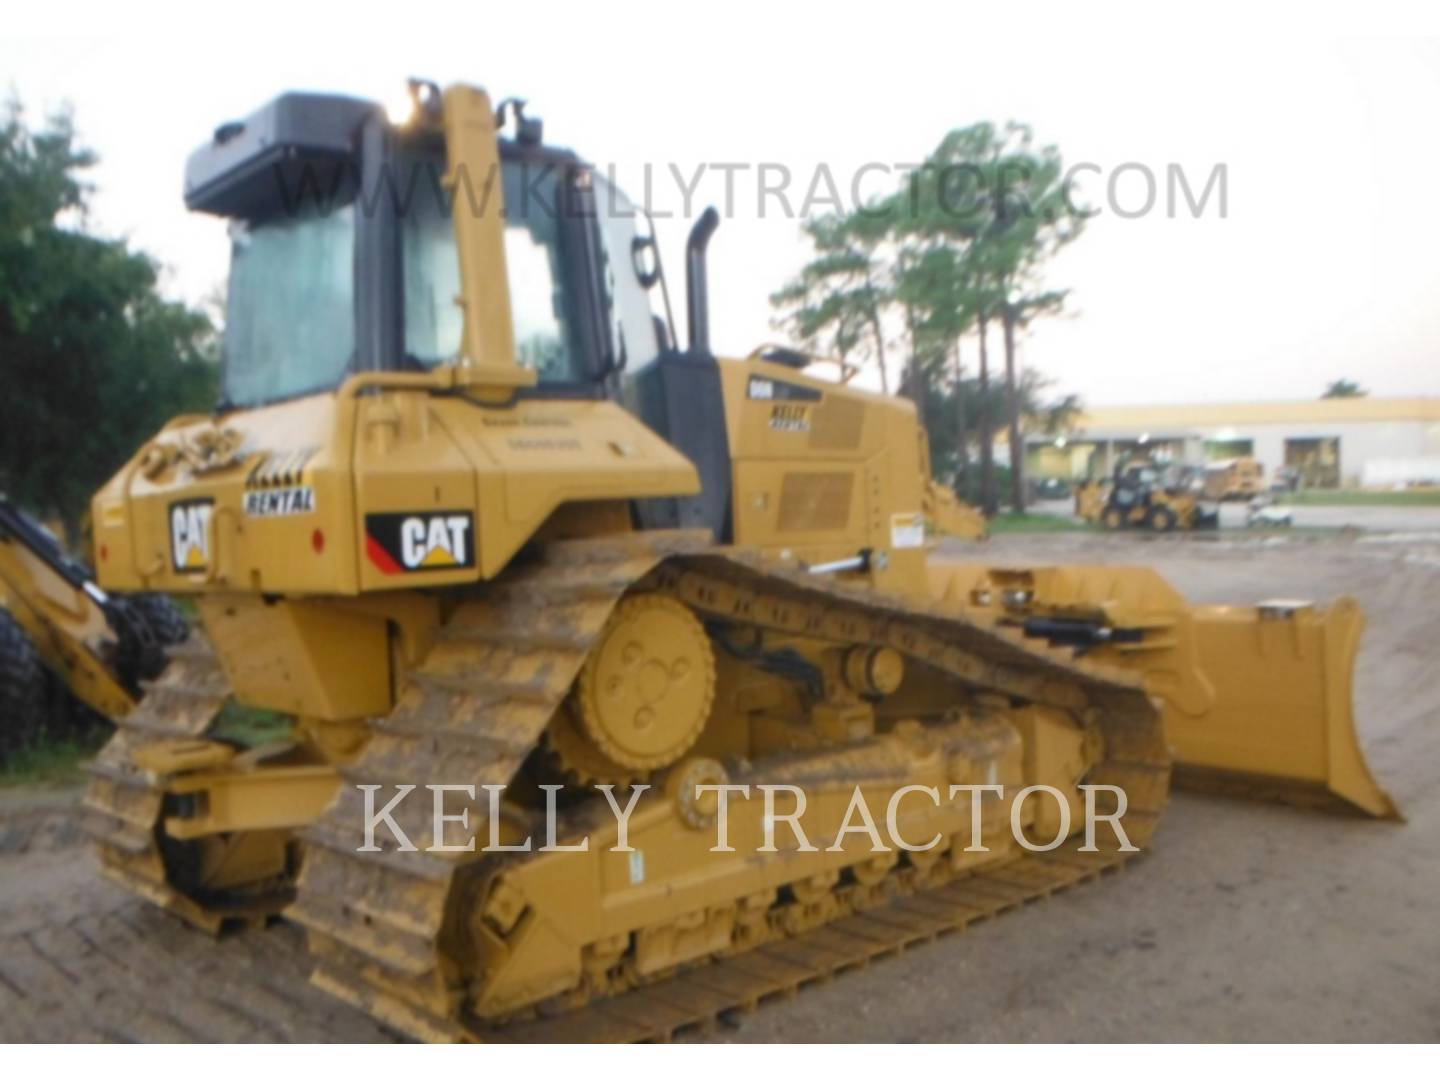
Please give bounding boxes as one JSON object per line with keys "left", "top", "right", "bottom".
{"left": 5, "top": 6, "right": 1439, "bottom": 405}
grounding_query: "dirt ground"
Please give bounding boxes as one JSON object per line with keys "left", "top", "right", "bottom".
{"left": 1, "top": 531, "right": 1436, "bottom": 1042}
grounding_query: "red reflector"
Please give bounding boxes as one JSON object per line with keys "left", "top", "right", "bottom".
{"left": 311, "top": 529, "right": 325, "bottom": 554}
{"left": 99, "top": 543, "right": 108, "bottom": 562}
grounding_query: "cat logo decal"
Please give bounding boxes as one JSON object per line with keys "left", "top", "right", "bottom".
{"left": 169, "top": 498, "right": 214, "bottom": 573}
{"left": 365, "top": 512, "right": 475, "bottom": 575}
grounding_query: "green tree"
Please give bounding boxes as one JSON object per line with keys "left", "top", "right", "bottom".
{"left": 919, "top": 368, "right": 1081, "bottom": 507}
{"left": 0, "top": 99, "right": 218, "bottom": 533}
{"left": 891, "top": 243, "right": 980, "bottom": 488}
{"left": 888, "top": 125, "right": 996, "bottom": 496}
{"left": 927, "top": 124, "right": 1005, "bottom": 514}
{"left": 770, "top": 212, "right": 893, "bottom": 393}
{"left": 960, "top": 124, "right": 1086, "bottom": 512}
{"left": 769, "top": 119, "right": 1087, "bottom": 519}
{"left": 1322, "top": 378, "right": 1367, "bottom": 399}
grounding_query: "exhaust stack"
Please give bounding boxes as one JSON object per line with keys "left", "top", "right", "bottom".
{"left": 685, "top": 207, "right": 720, "bottom": 353}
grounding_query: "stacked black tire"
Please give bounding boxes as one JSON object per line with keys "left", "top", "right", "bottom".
{"left": 0, "top": 593, "right": 188, "bottom": 766}
{"left": 0, "top": 608, "right": 46, "bottom": 762}
{"left": 125, "top": 594, "right": 189, "bottom": 649}
{"left": 106, "top": 592, "right": 188, "bottom": 691}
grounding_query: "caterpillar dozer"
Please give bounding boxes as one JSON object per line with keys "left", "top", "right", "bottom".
{"left": 82, "top": 82, "right": 1396, "bottom": 1043}
{"left": 0, "top": 493, "right": 185, "bottom": 761}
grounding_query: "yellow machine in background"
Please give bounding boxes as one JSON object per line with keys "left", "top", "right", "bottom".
{"left": 81, "top": 81, "right": 1395, "bottom": 1043}
{"left": 0, "top": 493, "right": 185, "bottom": 760}
{"left": 1204, "top": 456, "right": 1267, "bottom": 501}
{"left": 1076, "top": 456, "right": 1219, "bottom": 532}
{"left": 925, "top": 481, "right": 988, "bottom": 540}
{"left": 919, "top": 429, "right": 988, "bottom": 541}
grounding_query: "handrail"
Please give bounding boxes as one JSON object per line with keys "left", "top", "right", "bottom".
{"left": 337, "top": 362, "right": 537, "bottom": 400}
{"left": 746, "top": 344, "right": 860, "bottom": 384}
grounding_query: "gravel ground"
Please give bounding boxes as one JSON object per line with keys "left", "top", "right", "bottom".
{"left": 0, "top": 530, "right": 1435, "bottom": 1042}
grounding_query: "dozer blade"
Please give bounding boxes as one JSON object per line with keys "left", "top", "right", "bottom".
{"left": 952, "top": 564, "right": 1400, "bottom": 822}
{"left": 1164, "top": 597, "right": 1399, "bottom": 820}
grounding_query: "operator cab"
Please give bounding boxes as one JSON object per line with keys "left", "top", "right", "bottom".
{"left": 186, "top": 90, "right": 666, "bottom": 413}
{"left": 187, "top": 86, "right": 733, "bottom": 540}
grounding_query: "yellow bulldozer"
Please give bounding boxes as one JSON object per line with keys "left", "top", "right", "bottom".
{"left": 79, "top": 82, "right": 1396, "bottom": 1043}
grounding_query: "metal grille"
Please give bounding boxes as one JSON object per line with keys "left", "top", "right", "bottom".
{"left": 777, "top": 472, "right": 854, "bottom": 532}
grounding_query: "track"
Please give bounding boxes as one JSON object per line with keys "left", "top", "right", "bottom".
{"left": 291, "top": 533, "right": 710, "bottom": 1039}
{"left": 80, "top": 637, "right": 236, "bottom": 928}
{"left": 493, "top": 839, "right": 1133, "bottom": 1042}
{"left": 7, "top": 531, "right": 1430, "bottom": 1043}
{"left": 288, "top": 534, "right": 1169, "bottom": 1042}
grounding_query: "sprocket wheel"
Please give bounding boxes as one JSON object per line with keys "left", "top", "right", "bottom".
{"left": 544, "top": 701, "right": 645, "bottom": 787}
{"left": 552, "top": 593, "right": 716, "bottom": 785}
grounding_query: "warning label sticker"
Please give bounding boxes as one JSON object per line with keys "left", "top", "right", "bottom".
{"left": 890, "top": 511, "right": 925, "bottom": 549}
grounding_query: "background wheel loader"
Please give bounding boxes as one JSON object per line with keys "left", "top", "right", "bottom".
{"left": 1076, "top": 455, "right": 1219, "bottom": 532}
{"left": 1203, "top": 455, "right": 1267, "bottom": 501}
{"left": 0, "top": 492, "right": 186, "bottom": 763}
{"left": 78, "top": 81, "right": 1396, "bottom": 1042}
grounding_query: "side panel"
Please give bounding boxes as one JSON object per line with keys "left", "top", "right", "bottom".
{"left": 627, "top": 353, "right": 733, "bottom": 539}
{"left": 197, "top": 594, "right": 391, "bottom": 720}
{"left": 718, "top": 357, "right": 929, "bottom": 593}
{"left": 93, "top": 386, "right": 700, "bottom": 598}
{"left": 350, "top": 391, "right": 482, "bottom": 591}
{"left": 355, "top": 394, "right": 698, "bottom": 585}
{"left": 92, "top": 395, "right": 358, "bottom": 596}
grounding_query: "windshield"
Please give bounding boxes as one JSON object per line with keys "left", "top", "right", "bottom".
{"left": 223, "top": 204, "right": 355, "bottom": 408}
{"left": 401, "top": 144, "right": 587, "bottom": 382}
{"left": 219, "top": 142, "right": 662, "bottom": 406}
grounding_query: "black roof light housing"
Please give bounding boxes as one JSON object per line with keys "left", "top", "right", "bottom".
{"left": 184, "top": 92, "right": 377, "bottom": 219}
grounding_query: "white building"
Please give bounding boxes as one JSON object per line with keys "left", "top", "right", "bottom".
{"left": 1026, "top": 397, "right": 1440, "bottom": 488}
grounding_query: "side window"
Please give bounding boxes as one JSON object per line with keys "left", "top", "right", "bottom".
{"left": 225, "top": 204, "right": 356, "bottom": 407}
{"left": 594, "top": 176, "right": 662, "bottom": 377}
{"left": 500, "top": 163, "right": 584, "bottom": 381}
{"left": 397, "top": 143, "right": 586, "bottom": 382}
{"left": 505, "top": 228, "right": 568, "bottom": 374}
{"left": 400, "top": 166, "right": 463, "bottom": 366}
